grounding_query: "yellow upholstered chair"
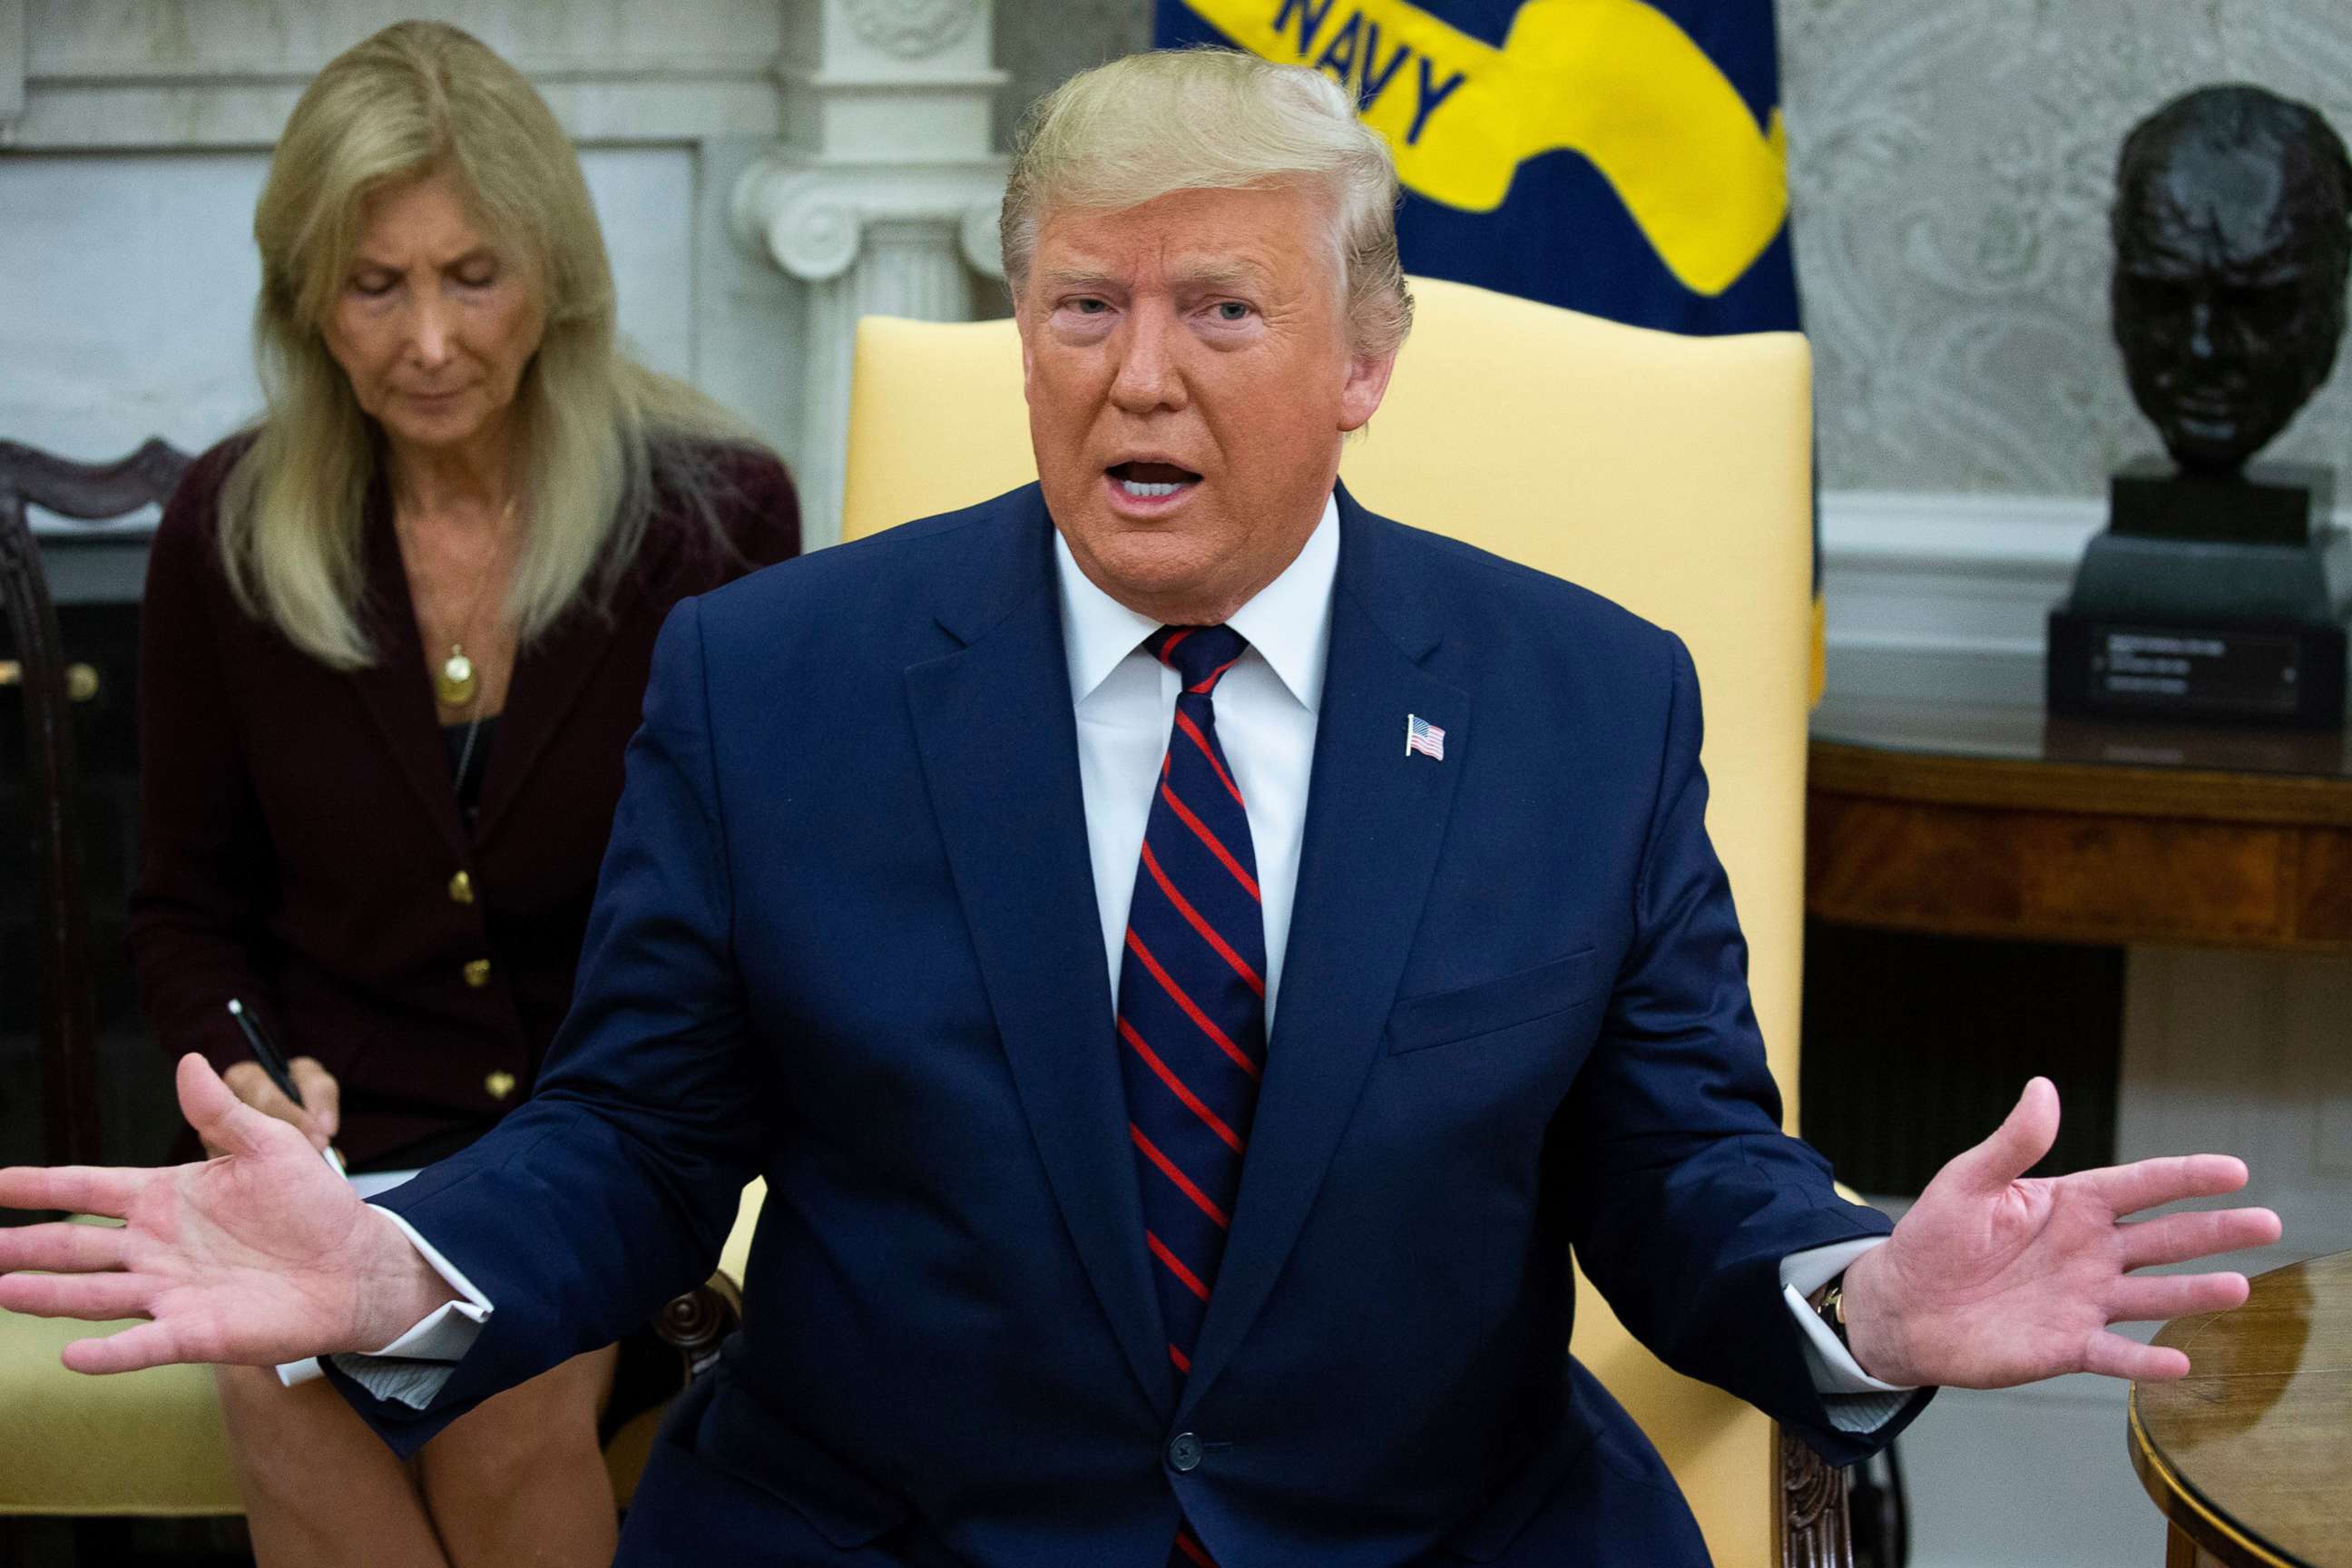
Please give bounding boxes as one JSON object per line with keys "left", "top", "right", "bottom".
{"left": 842, "top": 276, "right": 1838, "bottom": 1566}
{"left": 0, "top": 441, "right": 768, "bottom": 1550}
{"left": 0, "top": 1260, "right": 242, "bottom": 1523}
{"left": 0, "top": 1195, "right": 770, "bottom": 1530}
{"left": 0, "top": 439, "right": 245, "bottom": 1534}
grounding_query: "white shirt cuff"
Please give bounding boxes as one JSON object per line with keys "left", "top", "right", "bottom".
{"left": 1781, "top": 1234, "right": 1917, "bottom": 1435}
{"left": 279, "top": 1202, "right": 495, "bottom": 1410}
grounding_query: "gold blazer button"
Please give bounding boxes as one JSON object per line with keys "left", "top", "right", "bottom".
{"left": 463, "top": 958, "right": 493, "bottom": 988}
{"left": 484, "top": 1071, "right": 517, "bottom": 1102}
{"left": 447, "top": 870, "right": 475, "bottom": 905}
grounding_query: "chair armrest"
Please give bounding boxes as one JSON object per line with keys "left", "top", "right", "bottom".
{"left": 652, "top": 1272, "right": 741, "bottom": 1385}
{"left": 603, "top": 1274, "right": 744, "bottom": 1501}
{"left": 652, "top": 1180, "right": 765, "bottom": 1386}
{"left": 1779, "top": 1424, "right": 1855, "bottom": 1568}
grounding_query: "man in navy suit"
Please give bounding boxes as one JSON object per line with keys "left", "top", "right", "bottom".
{"left": 1, "top": 49, "right": 2279, "bottom": 1567}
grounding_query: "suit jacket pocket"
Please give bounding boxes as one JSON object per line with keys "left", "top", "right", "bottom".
{"left": 1386, "top": 946, "right": 1604, "bottom": 1055}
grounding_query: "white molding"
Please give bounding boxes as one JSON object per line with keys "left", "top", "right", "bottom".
{"left": 22, "top": 50, "right": 783, "bottom": 83}
{"left": 9, "top": 72, "right": 787, "bottom": 150}
{"left": 841, "top": 0, "right": 980, "bottom": 60}
{"left": 12, "top": 82, "right": 787, "bottom": 150}
{"left": 799, "top": 68, "right": 1008, "bottom": 91}
{"left": 1818, "top": 487, "right": 2352, "bottom": 706}
{"left": 732, "top": 159, "right": 1007, "bottom": 282}
{"left": 1822, "top": 490, "right": 2102, "bottom": 576}
{"left": 0, "top": 0, "right": 22, "bottom": 146}
{"left": 1819, "top": 489, "right": 2101, "bottom": 707}
{"left": 26, "top": 512, "right": 156, "bottom": 539}
{"left": 6, "top": 4, "right": 793, "bottom": 150}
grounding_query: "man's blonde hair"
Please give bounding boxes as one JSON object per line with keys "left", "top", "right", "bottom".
{"left": 1001, "top": 49, "right": 1414, "bottom": 358}
{"left": 224, "top": 20, "right": 762, "bottom": 669}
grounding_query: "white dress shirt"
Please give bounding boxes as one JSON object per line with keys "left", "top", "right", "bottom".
{"left": 1060, "top": 495, "right": 1336, "bottom": 1026}
{"left": 345, "top": 491, "right": 1910, "bottom": 1431}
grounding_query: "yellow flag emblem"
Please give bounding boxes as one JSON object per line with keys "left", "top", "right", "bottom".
{"left": 1188, "top": 0, "right": 1788, "bottom": 298}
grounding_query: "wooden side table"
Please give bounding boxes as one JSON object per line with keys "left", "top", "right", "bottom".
{"left": 2129, "top": 1251, "right": 2352, "bottom": 1567}
{"left": 1807, "top": 696, "right": 2352, "bottom": 952}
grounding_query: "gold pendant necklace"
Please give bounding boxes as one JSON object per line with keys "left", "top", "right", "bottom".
{"left": 436, "top": 644, "right": 477, "bottom": 708}
{"left": 413, "top": 495, "right": 514, "bottom": 713}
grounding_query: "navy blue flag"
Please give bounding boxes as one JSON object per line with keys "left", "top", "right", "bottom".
{"left": 1154, "top": 0, "right": 1819, "bottom": 690}
{"left": 1152, "top": 0, "right": 1799, "bottom": 334}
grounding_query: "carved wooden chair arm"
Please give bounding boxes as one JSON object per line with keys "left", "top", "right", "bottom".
{"left": 1779, "top": 1424, "right": 1856, "bottom": 1568}
{"left": 651, "top": 1269, "right": 744, "bottom": 1386}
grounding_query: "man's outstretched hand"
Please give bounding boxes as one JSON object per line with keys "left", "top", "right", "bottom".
{"left": 1841, "top": 1077, "right": 2282, "bottom": 1390}
{"left": 0, "top": 1054, "right": 456, "bottom": 1374}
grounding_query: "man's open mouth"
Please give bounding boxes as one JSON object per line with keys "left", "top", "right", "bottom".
{"left": 1107, "top": 460, "right": 1202, "bottom": 499}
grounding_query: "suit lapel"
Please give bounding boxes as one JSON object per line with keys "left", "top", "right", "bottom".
{"left": 345, "top": 485, "right": 642, "bottom": 853}
{"left": 1178, "top": 490, "right": 1471, "bottom": 1421}
{"left": 472, "top": 548, "right": 646, "bottom": 845}
{"left": 902, "top": 491, "right": 1174, "bottom": 1416}
{"left": 346, "top": 487, "right": 468, "bottom": 860}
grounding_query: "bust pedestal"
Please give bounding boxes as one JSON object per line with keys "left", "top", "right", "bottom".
{"left": 2047, "top": 459, "right": 2351, "bottom": 728}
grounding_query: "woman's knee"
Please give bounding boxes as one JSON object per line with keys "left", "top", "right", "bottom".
{"left": 214, "top": 1364, "right": 378, "bottom": 1487}
{"left": 416, "top": 1348, "right": 616, "bottom": 1504}
{"left": 212, "top": 1361, "right": 436, "bottom": 1561}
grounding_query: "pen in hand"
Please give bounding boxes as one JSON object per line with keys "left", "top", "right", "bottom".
{"left": 226, "top": 999, "right": 346, "bottom": 1175}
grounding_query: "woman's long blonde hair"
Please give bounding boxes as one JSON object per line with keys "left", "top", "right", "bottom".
{"left": 222, "top": 20, "right": 767, "bottom": 669}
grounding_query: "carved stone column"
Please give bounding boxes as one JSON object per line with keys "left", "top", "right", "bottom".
{"left": 734, "top": 162, "right": 1005, "bottom": 546}
{"left": 731, "top": 0, "right": 1008, "bottom": 548}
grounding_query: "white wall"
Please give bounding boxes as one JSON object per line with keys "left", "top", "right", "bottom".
{"left": 2, "top": 145, "right": 703, "bottom": 470}
{"left": 3, "top": 0, "right": 1006, "bottom": 556}
{"left": 2, "top": 0, "right": 808, "bottom": 562}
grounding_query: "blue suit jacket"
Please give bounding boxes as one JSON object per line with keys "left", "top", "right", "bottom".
{"left": 349, "top": 484, "right": 1923, "bottom": 1566}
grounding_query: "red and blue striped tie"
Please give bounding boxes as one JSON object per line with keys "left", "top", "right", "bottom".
{"left": 1116, "top": 624, "right": 1264, "bottom": 1568}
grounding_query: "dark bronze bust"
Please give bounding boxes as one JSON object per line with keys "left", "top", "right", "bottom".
{"left": 2112, "top": 84, "right": 2352, "bottom": 474}
{"left": 2053, "top": 87, "right": 2352, "bottom": 726}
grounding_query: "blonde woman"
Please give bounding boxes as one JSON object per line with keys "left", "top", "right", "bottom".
{"left": 125, "top": 22, "right": 797, "bottom": 1566}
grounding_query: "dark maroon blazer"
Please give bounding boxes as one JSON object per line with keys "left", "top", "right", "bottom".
{"left": 127, "top": 435, "right": 799, "bottom": 1169}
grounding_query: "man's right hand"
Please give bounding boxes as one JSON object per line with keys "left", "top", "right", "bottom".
{"left": 0, "top": 1054, "right": 458, "bottom": 1375}
{"left": 218, "top": 1054, "right": 340, "bottom": 1154}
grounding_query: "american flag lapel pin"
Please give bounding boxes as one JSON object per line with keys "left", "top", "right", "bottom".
{"left": 1406, "top": 713, "right": 1446, "bottom": 761}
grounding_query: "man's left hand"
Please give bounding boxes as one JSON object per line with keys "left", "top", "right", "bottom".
{"left": 1839, "top": 1076, "right": 2282, "bottom": 1389}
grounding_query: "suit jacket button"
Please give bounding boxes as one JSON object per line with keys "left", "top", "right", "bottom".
{"left": 447, "top": 870, "right": 475, "bottom": 905}
{"left": 485, "top": 1071, "right": 517, "bottom": 1102}
{"left": 1167, "top": 1433, "right": 1202, "bottom": 1473}
{"left": 464, "top": 958, "right": 493, "bottom": 988}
